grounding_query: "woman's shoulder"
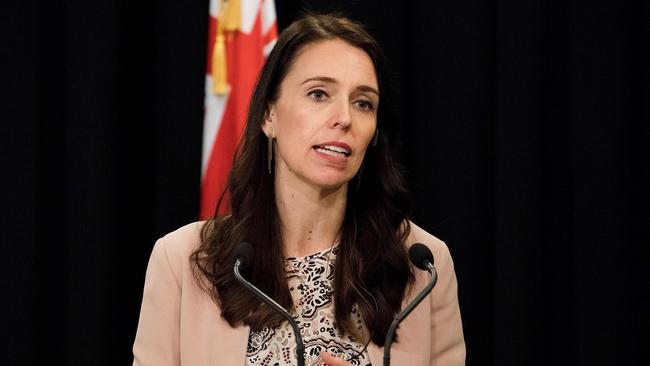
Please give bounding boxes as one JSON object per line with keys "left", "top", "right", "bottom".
{"left": 157, "top": 221, "right": 205, "bottom": 252}
{"left": 151, "top": 221, "right": 207, "bottom": 274}
{"left": 405, "top": 220, "right": 455, "bottom": 268}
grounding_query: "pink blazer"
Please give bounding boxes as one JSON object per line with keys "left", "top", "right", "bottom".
{"left": 132, "top": 221, "right": 465, "bottom": 365}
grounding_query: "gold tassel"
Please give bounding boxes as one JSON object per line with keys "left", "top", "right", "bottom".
{"left": 221, "top": 0, "right": 241, "bottom": 31}
{"left": 212, "top": 32, "right": 228, "bottom": 95}
{"left": 211, "top": 0, "right": 242, "bottom": 95}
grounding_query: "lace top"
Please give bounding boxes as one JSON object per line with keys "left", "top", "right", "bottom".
{"left": 245, "top": 246, "right": 372, "bottom": 366}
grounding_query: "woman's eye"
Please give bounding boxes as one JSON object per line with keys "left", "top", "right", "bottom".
{"left": 354, "top": 100, "right": 375, "bottom": 111}
{"left": 308, "top": 89, "right": 327, "bottom": 101}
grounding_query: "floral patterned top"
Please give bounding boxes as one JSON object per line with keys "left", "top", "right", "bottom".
{"left": 245, "top": 245, "right": 372, "bottom": 366}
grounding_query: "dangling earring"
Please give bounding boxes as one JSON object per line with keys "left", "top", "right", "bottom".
{"left": 267, "top": 126, "right": 274, "bottom": 174}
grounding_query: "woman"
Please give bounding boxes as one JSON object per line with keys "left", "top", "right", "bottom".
{"left": 133, "top": 14, "right": 465, "bottom": 366}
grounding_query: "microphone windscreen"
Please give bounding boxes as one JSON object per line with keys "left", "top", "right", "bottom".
{"left": 408, "top": 243, "right": 434, "bottom": 271}
{"left": 233, "top": 241, "right": 254, "bottom": 270}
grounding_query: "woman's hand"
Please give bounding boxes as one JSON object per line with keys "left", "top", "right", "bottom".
{"left": 321, "top": 351, "right": 354, "bottom": 366}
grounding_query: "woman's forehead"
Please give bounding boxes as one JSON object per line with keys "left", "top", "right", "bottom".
{"left": 282, "top": 39, "right": 379, "bottom": 90}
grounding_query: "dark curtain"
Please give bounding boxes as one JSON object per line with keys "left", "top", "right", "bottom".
{"left": 2, "top": 0, "right": 647, "bottom": 365}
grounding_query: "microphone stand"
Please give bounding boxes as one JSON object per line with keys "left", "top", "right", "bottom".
{"left": 234, "top": 259, "right": 305, "bottom": 366}
{"left": 383, "top": 262, "right": 437, "bottom": 366}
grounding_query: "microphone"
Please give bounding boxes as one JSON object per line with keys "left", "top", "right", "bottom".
{"left": 232, "top": 242, "right": 305, "bottom": 366}
{"left": 383, "top": 243, "right": 438, "bottom": 366}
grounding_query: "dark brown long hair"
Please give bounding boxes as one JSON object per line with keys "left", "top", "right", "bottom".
{"left": 191, "top": 13, "right": 414, "bottom": 346}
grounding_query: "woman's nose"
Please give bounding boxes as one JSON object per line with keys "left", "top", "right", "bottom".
{"left": 331, "top": 99, "right": 352, "bottom": 130}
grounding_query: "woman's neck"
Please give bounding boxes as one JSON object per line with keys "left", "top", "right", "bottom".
{"left": 274, "top": 175, "right": 347, "bottom": 258}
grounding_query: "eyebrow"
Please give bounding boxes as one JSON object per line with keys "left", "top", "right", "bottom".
{"left": 301, "top": 76, "right": 380, "bottom": 97}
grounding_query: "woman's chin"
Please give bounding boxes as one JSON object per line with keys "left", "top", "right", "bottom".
{"left": 308, "top": 174, "right": 352, "bottom": 191}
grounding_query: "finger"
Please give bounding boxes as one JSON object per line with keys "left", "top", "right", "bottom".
{"left": 321, "top": 351, "right": 352, "bottom": 366}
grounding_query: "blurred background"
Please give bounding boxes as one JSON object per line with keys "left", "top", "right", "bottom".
{"left": 2, "top": 0, "right": 648, "bottom": 365}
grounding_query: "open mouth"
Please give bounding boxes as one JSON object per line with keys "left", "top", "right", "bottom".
{"left": 313, "top": 145, "right": 351, "bottom": 157}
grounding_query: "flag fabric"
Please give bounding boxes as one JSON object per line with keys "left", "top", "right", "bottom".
{"left": 201, "top": 0, "right": 278, "bottom": 219}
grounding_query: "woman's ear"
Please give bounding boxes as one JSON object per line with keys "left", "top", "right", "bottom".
{"left": 261, "top": 104, "right": 276, "bottom": 137}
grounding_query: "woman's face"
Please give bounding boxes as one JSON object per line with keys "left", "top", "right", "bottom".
{"left": 264, "top": 39, "right": 379, "bottom": 191}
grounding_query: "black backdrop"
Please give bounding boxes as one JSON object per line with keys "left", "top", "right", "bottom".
{"left": 2, "top": 0, "right": 648, "bottom": 365}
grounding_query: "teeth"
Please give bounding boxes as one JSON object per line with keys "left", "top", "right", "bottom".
{"left": 316, "top": 147, "right": 347, "bottom": 157}
{"left": 321, "top": 145, "right": 349, "bottom": 154}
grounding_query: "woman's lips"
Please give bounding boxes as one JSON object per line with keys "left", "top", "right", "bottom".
{"left": 313, "top": 141, "right": 351, "bottom": 155}
{"left": 313, "top": 145, "right": 350, "bottom": 164}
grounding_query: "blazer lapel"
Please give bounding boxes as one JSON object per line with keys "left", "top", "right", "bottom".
{"left": 367, "top": 273, "right": 433, "bottom": 366}
{"left": 210, "top": 322, "right": 250, "bottom": 366}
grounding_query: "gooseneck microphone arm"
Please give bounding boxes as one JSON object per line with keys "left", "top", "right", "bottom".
{"left": 383, "top": 244, "right": 438, "bottom": 366}
{"left": 233, "top": 256, "right": 305, "bottom": 366}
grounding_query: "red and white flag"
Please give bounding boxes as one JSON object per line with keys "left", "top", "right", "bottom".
{"left": 201, "top": 0, "right": 278, "bottom": 219}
